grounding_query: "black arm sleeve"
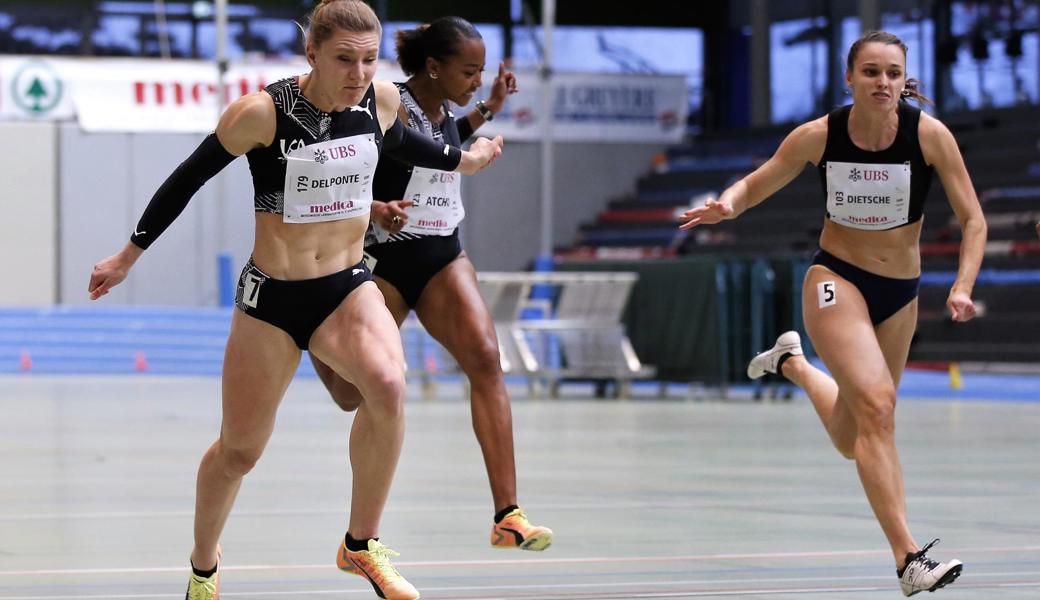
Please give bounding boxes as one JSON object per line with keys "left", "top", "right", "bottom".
{"left": 381, "top": 118, "right": 462, "bottom": 171}
{"left": 455, "top": 115, "right": 475, "bottom": 141}
{"left": 130, "top": 134, "right": 237, "bottom": 250}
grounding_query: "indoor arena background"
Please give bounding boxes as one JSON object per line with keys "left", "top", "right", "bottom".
{"left": 1, "top": 1, "right": 1038, "bottom": 598}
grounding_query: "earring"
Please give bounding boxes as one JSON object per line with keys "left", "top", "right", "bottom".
{"left": 429, "top": 72, "right": 438, "bottom": 80}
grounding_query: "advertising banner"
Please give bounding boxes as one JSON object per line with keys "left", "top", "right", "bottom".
{"left": 0, "top": 56, "right": 686, "bottom": 141}
{"left": 473, "top": 72, "right": 688, "bottom": 143}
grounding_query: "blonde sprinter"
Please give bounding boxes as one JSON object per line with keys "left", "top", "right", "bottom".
{"left": 88, "top": 2, "right": 502, "bottom": 599}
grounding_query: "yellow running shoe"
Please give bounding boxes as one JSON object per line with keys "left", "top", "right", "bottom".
{"left": 185, "top": 548, "right": 220, "bottom": 600}
{"left": 184, "top": 566, "right": 219, "bottom": 600}
{"left": 336, "top": 538, "right": 420, "bottom": 600}
{"left": 491, "top": 507, "right": 553, "bottom": 551}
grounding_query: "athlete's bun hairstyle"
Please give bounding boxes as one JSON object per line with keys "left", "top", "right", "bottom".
{"left": 395, "top": 16, "right": 482, "bottom": 76}
{"left": 846, "top": 30, "right": 932, "bottom": 105}
{"left": 306, "top": 0, "right": 381, "bottom": 49}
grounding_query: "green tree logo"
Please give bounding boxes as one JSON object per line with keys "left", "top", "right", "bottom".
{"left": 26, "top": 77, "right": 49, "bottom": 112}
{"left": 11, "top": 61, "right": 64, "bottom": 116}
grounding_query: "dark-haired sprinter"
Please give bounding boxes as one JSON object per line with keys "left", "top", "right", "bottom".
{"left": 310, "top": 16, "right": 552, "bottom": 552}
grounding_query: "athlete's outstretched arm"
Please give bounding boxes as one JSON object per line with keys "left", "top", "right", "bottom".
{"left": 920, "top": 113, "right": 987, "bottom": 322}
{"left": 374, "top": 80, "right": 502, "bottom": 177}
{"left": 88, "top": 93, "right": 274, "bottom": 300}
{"left": 680, "top": 118, "right": 826, "bottom": 230}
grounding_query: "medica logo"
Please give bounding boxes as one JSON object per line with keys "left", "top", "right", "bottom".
{"left": 134, "top": 76, "right": 267, "bottom": 106}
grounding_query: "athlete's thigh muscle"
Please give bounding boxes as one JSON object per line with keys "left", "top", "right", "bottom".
{"left": 309, "top": 281, "right": 405, "bottom": 388}
{"left": 802, "top": 265, "right": 895, "bottom": 400}
{"left": 221, "top": 310, "right": 302, "bottom": 447}
{"left": 415, "top": 254, "right": 500, "bottom": 364}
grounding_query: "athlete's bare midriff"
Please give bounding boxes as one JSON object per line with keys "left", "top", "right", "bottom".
{"left": 818, "top": 218, "right": 923, "bottom": 279}
{"left": 251, "top": 212, "right": 369, "bottom": 280}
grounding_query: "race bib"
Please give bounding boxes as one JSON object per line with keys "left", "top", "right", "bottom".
{"left": 399, "top": 166, "right": 464, "bottom": 236}
{"left": 282, "top": 134, "right": 378, "bottom": 223}
{"left": 826, "top": 161, "right": 910, "bottom": 230}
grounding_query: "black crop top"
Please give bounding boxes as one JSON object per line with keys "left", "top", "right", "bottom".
{"left": 246, "top": 76, "right": 383, "bottom": 216}
{"left": 127, "top": 77, "right": 465, "bottom": 249}
{"left": 372, "top": 82, "right": 465, "bottom": 202}
{"left": 818, "top": 102, "right": 934, "bottom": 231}
{"left": 368, "top": 82, "right": 470, "bottom": 243}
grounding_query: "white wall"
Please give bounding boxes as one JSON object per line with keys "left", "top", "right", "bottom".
{"left": 0, "top": 121, "right": 57, "bottom": 304}
{"left": 58, "top": 124, "right": 255, "bottom": 306}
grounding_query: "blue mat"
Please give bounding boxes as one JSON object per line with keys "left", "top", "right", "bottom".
{"left": 2, "top": 307, "right": 1037, "bottom": 403}
{"left": 921, "top": 269, "right": 1040, "bottom": 286}
{"left": 0, "top": 306, "right": 317, "bottom": 378}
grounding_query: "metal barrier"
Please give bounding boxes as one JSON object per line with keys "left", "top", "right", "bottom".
{"left": 475, "top": 271, "right": 655, "bottom": 397}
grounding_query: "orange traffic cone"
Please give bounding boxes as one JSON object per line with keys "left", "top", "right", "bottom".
{"left": 949, "top": 362, "right": 963, "bottom": 390}
{"left": 134, "top": 351, "right": 149, "bottom": 373}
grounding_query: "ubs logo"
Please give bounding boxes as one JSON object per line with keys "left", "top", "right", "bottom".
{"left": 426, "top": 172, "right": 457, "bottom": 185}
{"left": 848, "top": 168, "right": 862, "bottom": 182}
{"left": 314, "top": 144, "right": 357, "bottom": 164}
{"left": 328, "top": 144, "right": 357, "bottom": 160}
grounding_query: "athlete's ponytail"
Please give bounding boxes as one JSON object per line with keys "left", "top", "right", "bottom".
{"left": 901, "top": 78, "right": 931, "bottom": 105}
{"left": 394, "top": 16, "right": 481, "bottom": 76}
{"left": 395, "top": 24, "right": 431, "bottom": 76}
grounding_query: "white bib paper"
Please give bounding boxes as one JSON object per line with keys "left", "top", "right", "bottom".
{"left": 826, "top": 161, "right": 910, "bottom": 230}
{"left": 282, "top": 134, "right": 378, "bottom": 223}
{"left": 398, "top": 166, "right": 464, "bottom": 236}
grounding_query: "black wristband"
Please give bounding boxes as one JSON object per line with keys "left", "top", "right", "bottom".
{"left": 130, "top": 133, "right": 236, "bottom": 250}
{"left": 455, "top": 115, "right": 475, "bottom": 141}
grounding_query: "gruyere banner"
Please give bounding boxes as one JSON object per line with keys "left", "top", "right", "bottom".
{"left": 464, "top": 72, "right": 688, "bottom": 142}
{"left": 0, "top": 56, "right": 686, "bottom": 141}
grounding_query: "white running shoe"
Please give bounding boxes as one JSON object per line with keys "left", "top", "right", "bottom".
{"left": 747, "top": 331, "right": 803, "bottom": 379}
{"left": 899, "top": 539, "right": 963, "bottom": 597}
